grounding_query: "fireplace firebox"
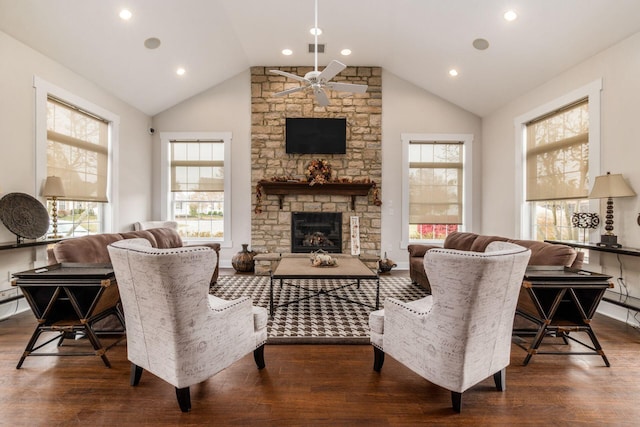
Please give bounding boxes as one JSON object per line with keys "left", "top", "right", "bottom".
{"left": 291, "top": 212, "right": 342, "bottom": 253}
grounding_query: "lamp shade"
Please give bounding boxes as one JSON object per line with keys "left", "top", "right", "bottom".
{"left": 589, "top": 172, "right": 635, "bottom": 199}
{"left": 42, "top": 176, "right": 66, "bottom": 198}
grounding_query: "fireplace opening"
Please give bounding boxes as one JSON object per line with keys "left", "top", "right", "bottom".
{"left": 291, "top": 212, "right": 342, "bottom": 253}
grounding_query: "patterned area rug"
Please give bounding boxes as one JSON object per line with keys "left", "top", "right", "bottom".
{"left": 210, "top": 275, "right": 428, "bottom": 344}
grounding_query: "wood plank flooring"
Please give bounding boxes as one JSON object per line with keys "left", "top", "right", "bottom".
{"left": 2, "top": 271, "right": 640, "bottom": 426}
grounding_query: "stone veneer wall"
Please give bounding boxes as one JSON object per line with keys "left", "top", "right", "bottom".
{"left": 251, "top": 66, "right": 382, "bottom": 256}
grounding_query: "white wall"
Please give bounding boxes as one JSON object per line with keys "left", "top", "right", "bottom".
{"left": 0, "top": 31, "right": 152, "bottom": 316}
{"left": 151, "top": 70, "right": 251, "bottom": 267}
{"left": 152, "top": 68, "right": 482, "bottom": 268}
{"left": 381, "top": 70, "right": 482, "bottom": 266}
{"left": 482, "top": 31, "right": 640, "bottom": 318}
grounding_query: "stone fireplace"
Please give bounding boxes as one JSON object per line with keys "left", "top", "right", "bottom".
{"left": 250, "top": 66, "right": 382, "bottom": 257}
{"left": 291, "top": 212, "right": 342, "bottom": 253}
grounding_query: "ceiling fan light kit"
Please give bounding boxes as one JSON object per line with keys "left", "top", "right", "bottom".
{"left": 270, "top": 0, "right": 367, "bottom": 106}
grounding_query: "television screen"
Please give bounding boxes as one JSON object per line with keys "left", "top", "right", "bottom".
{"left": 285, "top": 118, "right": 346, "bottom": 154}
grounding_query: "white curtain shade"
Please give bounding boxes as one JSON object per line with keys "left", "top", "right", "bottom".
{"left": 409, "top": 141, "right": 463, "bottom": 225}
{"left": 170, "top": 140, "right": 224, "bottom": 192}
{"left": 46, "top": 98, "right": 109, "bottom": 202}
{"left": 525, "top": 99, "right": 589, "bottom": 201}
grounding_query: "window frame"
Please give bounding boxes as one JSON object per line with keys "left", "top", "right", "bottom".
{"left": 401, "top": 133, "right": 473, "bottom": 248}
{"left": 34, "top": 76, "right": 119, "bottom": 233}
{"left": 515, "top": 79, "right": 602, "bottom": 242}
{"left": 160, "top": 131, "right": 232, "bottom": 247}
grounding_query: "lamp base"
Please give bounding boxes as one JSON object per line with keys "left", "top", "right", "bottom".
{"left": 596, "top": 234, "right": 622, "bottom": 248}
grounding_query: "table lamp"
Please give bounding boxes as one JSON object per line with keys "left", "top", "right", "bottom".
{"left": 42, "top": 176, "right": 66, "bottom": 238}
{"left": 589, "top": 172, "right": 635, "bottom": 247}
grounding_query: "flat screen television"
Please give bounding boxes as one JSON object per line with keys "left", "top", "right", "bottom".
{"left": 285, "top": 118, "right": 346, "bottom": 154}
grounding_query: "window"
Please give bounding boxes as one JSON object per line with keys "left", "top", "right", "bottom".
{"left": 516, "top": 79, "right": 602, "bottom": 244}
{"left": 526, "top": 100, "right": 590, "bottom": 241}
{"left": 34, "top": 77, "right": 119, "bottom": 237}
{"left": 161, "top": 132, "right": 231, "bottom": 245}
{"left": 401, "top": 133, "right": 473, "bottom": 246}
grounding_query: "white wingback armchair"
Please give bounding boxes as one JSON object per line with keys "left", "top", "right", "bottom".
{"left": 369, "top": 241, "right": 531, "bottom": 413}
{"left": 108, "top": 238, "right": 268, "bottom": 412}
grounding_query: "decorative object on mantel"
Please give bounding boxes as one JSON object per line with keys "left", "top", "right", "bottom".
{"left": 305, "top": 159, "right": 333, "bottom": 185}
{"left": 231, "top": 244, "right": 257, "bottom": 272}
{"left": 0, "top": 192, "right": 50, "bottom": 244}
{"left": 255, "top": 169, "right": 381, "bottom": 214}
{"left": 310, "top": 249, "right": 338, "bottom": 267}
{"left": 42, "top": 176, "right": 66, "bottom": 238}
{"left": 571, "top": 212, "right": 600, "bottom": 243}
{"left": 589, "top": 172, "right": 636, "bottom": 248}
{"left": 350, "top": 216, "right": 360, "bottom": 256}
{"left": 378, "top": 252, "right": 397, "bottom": 274}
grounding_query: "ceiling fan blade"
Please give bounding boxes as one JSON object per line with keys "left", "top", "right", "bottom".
{"left": 325, "top": 82, "right": 368, "bottom": 94}
{"left": 270, "top": 69, "right": 308, "bottom": 83}
{"left": 314, "top": 87, "right": 330, "bottom": 106}
{"left": 274, "top": 86, "right": 307, "bottom": 96}
{"left": 318, "top": 60, "right": 346, "bottom": 83}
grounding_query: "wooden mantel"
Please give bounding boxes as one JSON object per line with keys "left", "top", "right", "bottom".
{"left": 258, "top": 180, "right": 375, "bottom": 210}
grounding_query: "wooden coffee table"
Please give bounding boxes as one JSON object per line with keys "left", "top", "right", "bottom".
{"left": 269, "top": 256, "right": 379, "bottom": 317}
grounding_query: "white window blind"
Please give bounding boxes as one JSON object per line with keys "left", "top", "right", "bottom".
{"left": 409, "top": 141, "right": 463, "bottom": 225}
{"left": 170, "top": 140, "right": 224, "bottom": 192}
{"left": 526, "top": 99, "right": 589, "bottom": 201}
{"left": 47, "top": 97, "right": 109, "bottom": 202}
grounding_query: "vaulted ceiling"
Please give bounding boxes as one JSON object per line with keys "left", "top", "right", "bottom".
{"left": 2, "top": 0, "right": 640, "bottom": 117}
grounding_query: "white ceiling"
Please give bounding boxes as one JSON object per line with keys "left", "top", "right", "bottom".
{"left": 2, "top": 0, "right": 640, "bottom": 117}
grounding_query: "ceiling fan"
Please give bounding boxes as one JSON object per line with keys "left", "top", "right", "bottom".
{"left": 270, "top": 0, "right": 368, "bottom": 106}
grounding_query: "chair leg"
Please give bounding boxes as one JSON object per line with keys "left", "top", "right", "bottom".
{"left": 130, "top": 363, "right": 143, "bottom": 386}
{"left": 373, "top": 346, "right": 385, "bottom": 372}
{"left": 175, "top": 387, "right": 191, "bottom": 412}
{"left": 451, "top": 391, "right": 462, "bottom": 413}
{"left": 493, "top": 368, "right": 506, "bottom": 391}
{"left": 254, "top": 344, "right": 266, "bottom": 369}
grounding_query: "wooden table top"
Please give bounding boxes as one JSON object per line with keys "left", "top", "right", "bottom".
{"left": 272, "top": 256, "right": 378, "bottom": 280}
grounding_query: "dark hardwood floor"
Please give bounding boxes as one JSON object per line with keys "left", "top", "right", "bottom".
{"left": 2, "top": 270, "right": 640, "bottom": 426}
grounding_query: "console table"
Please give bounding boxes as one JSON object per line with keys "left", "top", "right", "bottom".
{"left": 12, "top": 263, "right": 125, "bottom": 368}
{"left": 514, "top": 266, "right": 613, "bottom": 366}
{"left": 0, "top": 238, "right": 64, "bottom": 306}
{"left": 545, "top": 240, "right": 640, "bottom": 310}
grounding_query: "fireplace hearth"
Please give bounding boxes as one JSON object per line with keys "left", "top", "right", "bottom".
{"left": 291, "top": 212, "right": 342, "bottom": 253}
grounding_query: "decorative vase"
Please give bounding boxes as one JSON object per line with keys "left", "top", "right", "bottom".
{"left": 378, "top": 252, "right": 397, "bottom": 274}
{"left": 232, "top": 244, "right": 256, "bottom": 272}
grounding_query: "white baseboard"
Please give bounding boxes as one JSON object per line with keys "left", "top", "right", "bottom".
{"left": 597, "top": 300, "right": 640, "bottom": 328}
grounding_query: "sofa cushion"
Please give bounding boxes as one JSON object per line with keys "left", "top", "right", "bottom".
{"left": 444, "top": 232, "right": 509, "bottom": 252}
{"left": 120, "top": 230, "right": 158, "bottom": 246}
{"left": 507, "top": 239, "right": 578, "bottom": 268}
{"left": 144, "top": 227, "right": 184, "bottom": 249}
{"left": 53, "top": 233, "right": 124, "bottom": 264}
{"left": 51, "top": 230, "right": 161, "bottom": 264}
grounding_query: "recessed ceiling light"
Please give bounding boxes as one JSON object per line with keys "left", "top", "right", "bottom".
{"left": 472, "top": 38, "right": 490, "bottom": 50}
{"left": 144, "top": 37, "right": 161, "bottom": 50}
{"left": 340, "top": 48, "right": 352, "bottom": 56}
{"left": 176, "top": 67, "right": 186, "bottom": 76}
{"left": 504, "top": 10, "right": 518, "bottom": 21}
{"left": 119, "top": 9, "right": 132, "bottom": 20}
{"left": 282, "top": 48, "right": 293, "bottom": 56}
{"left": 310, "top": 27, "right": 322, "bottom": 36}
{"left": 449, "top": 69, "right": 459, "bottom": 77}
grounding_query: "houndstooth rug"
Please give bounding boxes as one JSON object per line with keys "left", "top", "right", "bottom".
{"left": 210, "top": 275, "right": 428, "bottom": 344}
